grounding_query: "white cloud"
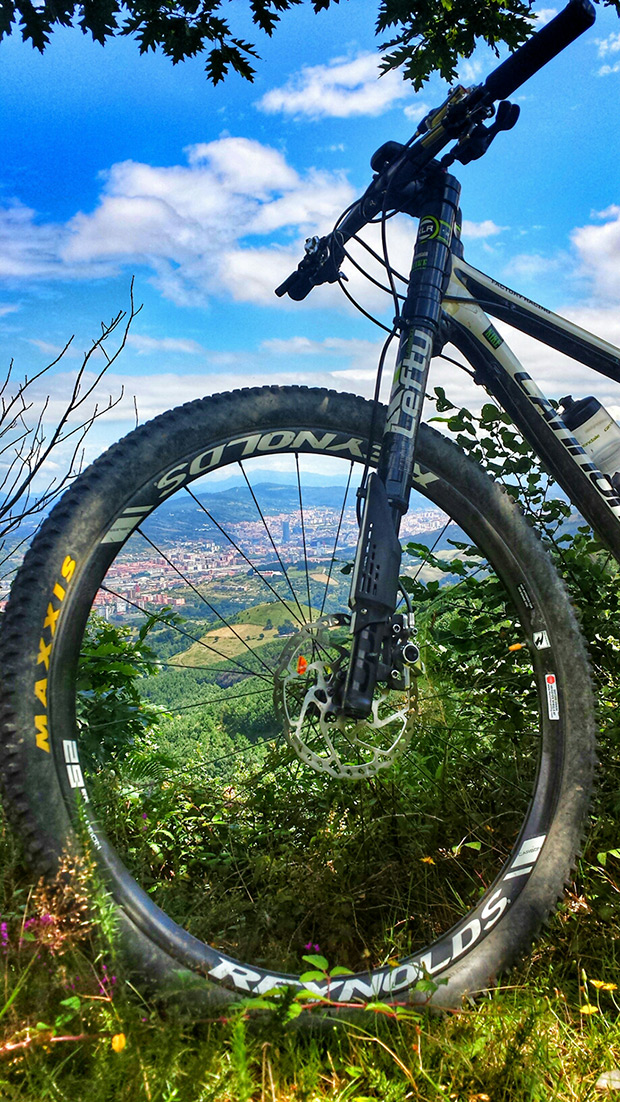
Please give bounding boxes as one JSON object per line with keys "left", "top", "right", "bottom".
{"left": 0, "top": 303, "right": 19, "bottom": 317}
{"left": 461, "top": 220, "right": 507, "bottom": 240}
{"left": 217, "top": 246, "right": 302, "bottom": 306}
{"left": 403, "top": 101, "right": 431, "bottom": 122}
{"left": 186, "top": 139, "right": 298, "bottom": 193}
{"left": 1, "top": 140, "right": 617, "bottom": 342}
{"left": 18, "top": 297, "right": 620, "bottom": 476}
{"left": 27, "top": 338, "right": 80, "bottom": 359}
{"left": 598, "top": 62, "right": 620, "bottom": 76}
{"left": 261, "top": 336, "right": 327, "bottom": 356}
{"left": 260, "top": 335, "right": 381, "bottom": 372}
{"left": 0, "top": 138, "right": 354, "bottom": 308}
{"left": 256, "top": 54, "right": 409, "bottom": 120}
{"left": 127, "top": 335, "right": 206, "bottom": 356}
{"left": 492, "top": 207, "right": 620, "bottom": 312}
{"left": 530, "top": 8, "right": 558, "bottom": 26}
{"left": 597, "top": 31, "right": 620, "bottom": 57}
{"left": 17, "top": 333, "right": 388, "bottom": 439}
{"left": 596, "top": 33, "right": 620, "bottom": 75}
{"left": 570, "top": 205, "right": 620, "bottom": 301}
{"left": 457, "top": 59, "right": 484, "bottom": 85}
{"left": 565, "top": 304, "right": 620, "bottom": 349}
{"left": 0, "top": 203, "right": 66, "bottom": 280}
{"left": 502, "top": 251, "right": 567, "bottom": 280}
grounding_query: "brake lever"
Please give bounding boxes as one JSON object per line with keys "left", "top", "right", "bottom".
{"left": 443, "top": 100, "right": 521, "bottom": 166}
{"left": 274, "top": 234, "right": 345, "bottom": 300}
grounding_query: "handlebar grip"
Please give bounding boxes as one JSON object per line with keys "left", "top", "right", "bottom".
{"left": 483, "top": 0, "right": 595, "bottom": 102}
{"left": 275, "top": 272, "right": 301, "bottom": 298}
{"left": 275, "top": 269, "right": 315, "bottom": 300}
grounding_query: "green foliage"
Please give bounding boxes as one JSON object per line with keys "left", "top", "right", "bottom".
{"left": 378, "top": 0, "right": 532, "bottom": 88}
{"left": 430, "top": 388, "right": 620, "bottom": 924}
{"left": 2, "top": 0, "right": 618, "bottom": 87}
{"left": 76, "top": 613, "right": 167, "bottom": 770}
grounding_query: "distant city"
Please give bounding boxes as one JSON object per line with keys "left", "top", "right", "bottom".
{"left": 93, "top": 500, "right": 449, "bottom": 619}
{"left": 0, "top": 488, "right": 449, "bottom": 619}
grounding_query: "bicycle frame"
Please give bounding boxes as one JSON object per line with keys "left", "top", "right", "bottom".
{"left": 444, "top": 256, "right": 620, "bottom": 548}
{"left": 343, "top": 165, "right": 620, "bottom": 717}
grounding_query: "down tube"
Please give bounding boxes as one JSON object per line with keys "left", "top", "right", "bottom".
{"left": 443, "top": 289, "right": 620, "bottom": 559}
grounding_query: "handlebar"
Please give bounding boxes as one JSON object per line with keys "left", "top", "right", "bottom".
{"left": 484, "top": 0, "right": 595, "bottom": 101}
{"left": 276, "top": 0, "right": 596, "bottom": 301}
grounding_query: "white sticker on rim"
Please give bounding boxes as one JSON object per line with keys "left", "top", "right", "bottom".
{"left": 533, "top": 630, "right": 550, "bottom": 650}
{"left": 545, "top": 673, "right": 560, "bottom": 720}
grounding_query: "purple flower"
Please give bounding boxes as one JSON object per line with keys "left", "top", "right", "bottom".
{"left": 1, "top": 922, "right": 9, "bottom": 949}
{"left": 303, "top": 941, "right": 321, "bottom": 953}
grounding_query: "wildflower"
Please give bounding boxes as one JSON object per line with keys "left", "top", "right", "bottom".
{"left": 1, "top": 921, "right": 9, "bottom": 950}
{"left": 591, "top": 979, "right": 618, "bottom": 991}
{"left": 580, "top": 1003, "right": 599, "bottom": 1015}
{"left": 303, "top": 941, "right": 321, "bottom": 953}
{"left": 111, "top": 1033, "right": 127, "bottom": 1053}
{"left": 421, "top": 855, "right": 435, "bottom": 864}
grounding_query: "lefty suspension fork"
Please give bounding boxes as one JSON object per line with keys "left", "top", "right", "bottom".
{"left": 342, "top": 167, "right": 462, "bottom": 718}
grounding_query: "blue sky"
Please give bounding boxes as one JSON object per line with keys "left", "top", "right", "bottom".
{"left": 0, "top": 0, "right": 619, "bottom": 479}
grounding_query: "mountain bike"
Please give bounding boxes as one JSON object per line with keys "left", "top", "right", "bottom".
{"left": 0, "top": 0, "right": 615, "bottom": 1011}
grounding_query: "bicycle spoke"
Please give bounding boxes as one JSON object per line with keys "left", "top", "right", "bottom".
{"left": 319, "top": 462, "right": 354, "bottom": 617}
{"left": 295, "top": 454, "right": 313, "bottom": 621}
{"left": 238, "top": 461, "right": 307, "bottom": 624}
{"left": 183, "top": 484, "right": 309, "bottom": 624}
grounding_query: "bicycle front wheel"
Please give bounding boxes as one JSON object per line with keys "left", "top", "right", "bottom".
{"left": 0, "top": 386, "right": 595, "bottom": 1008}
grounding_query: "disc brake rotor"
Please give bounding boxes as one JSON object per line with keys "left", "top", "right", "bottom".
{"left": 273, "top": 615, "right": 415, "bottom": 780}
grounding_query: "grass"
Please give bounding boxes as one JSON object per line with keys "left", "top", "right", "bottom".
{"left": 3, "top": 455, "right": 620, "bottom": 1095}
{"left": 171, "top": 599, "right": 313, "bottom": 667}
{"left": 2, "top": 801, "right": 620, "bottom": 1102}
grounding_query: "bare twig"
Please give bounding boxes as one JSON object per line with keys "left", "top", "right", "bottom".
{"left": 0, "top": 283, "right": 140, "bottom": 574}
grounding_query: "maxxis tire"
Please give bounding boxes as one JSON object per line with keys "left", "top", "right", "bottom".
{"left": 0, "top": 385, "right": 596, "bottom": 1011}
